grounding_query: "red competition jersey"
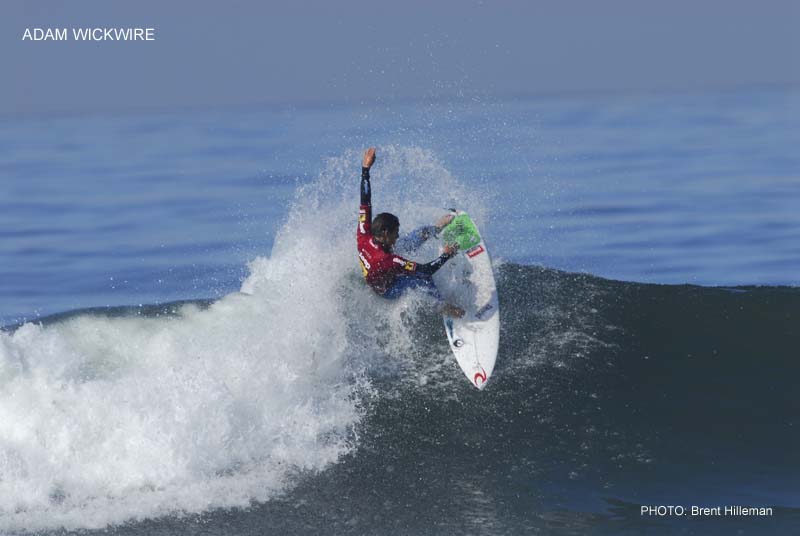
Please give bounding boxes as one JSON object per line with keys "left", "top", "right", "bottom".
{"left": 357, "top": 203, "right": 417, "bottom": 295}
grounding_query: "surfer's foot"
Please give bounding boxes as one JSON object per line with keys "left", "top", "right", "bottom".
{"left": 441, "top": 304, "right": 465, "bottom": 318}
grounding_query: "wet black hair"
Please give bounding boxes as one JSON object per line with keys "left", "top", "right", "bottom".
{"left": 372, "top": 212, "right": 399, "bottom": 237}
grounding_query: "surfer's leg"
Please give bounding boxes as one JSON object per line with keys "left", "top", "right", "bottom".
{"left": 401, "top": 279, "right": 465, "bottom": 316}
{"left": 382, "top": 276, "right": 440, "bottom": 300}
{"left": 383, "top": 277, "right": 463, "bottom": 317}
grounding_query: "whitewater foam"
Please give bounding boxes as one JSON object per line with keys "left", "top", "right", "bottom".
{"left": 0, "top": 289, "right": 362, "bottom": 531}
{"left": 0, "top": 146, "right": 486, "bottom": 531}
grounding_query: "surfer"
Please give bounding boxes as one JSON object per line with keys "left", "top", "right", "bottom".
{"left": 357, "top": 147, "right": 464, "bottom": 317}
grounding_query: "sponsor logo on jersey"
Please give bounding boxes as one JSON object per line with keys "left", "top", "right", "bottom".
{"left": 466, "top": 244, "right": 485, "bottom": 258}
{"left": 358, "top": 210, "right": 367, "bottom": 234}
{"left": 358, "top": 252, "right": 371, "bottom": 277}
{"left": 392, "top": 258, "right": 415, "bottom": 271}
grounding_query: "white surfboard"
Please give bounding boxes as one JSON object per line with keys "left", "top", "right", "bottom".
{"left": 433, "top": 212, "right": 499, "bottom": 389}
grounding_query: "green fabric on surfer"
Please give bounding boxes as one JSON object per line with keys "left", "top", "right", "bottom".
{"left": 441, "top": 213, "right": 481, "bottom": 251}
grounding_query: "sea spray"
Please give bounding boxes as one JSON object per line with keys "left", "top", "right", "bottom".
{"left": 0, "top": 146, "right": 488, "bottom": 531}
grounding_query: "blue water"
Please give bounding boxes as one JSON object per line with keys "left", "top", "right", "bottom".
{"left": 1, "top": 89, "right": 798, "bottom": 326}
{"left": 0, "top": 89, "right": 799, "bottom": 535}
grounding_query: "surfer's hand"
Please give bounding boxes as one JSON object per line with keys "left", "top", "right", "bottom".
{"left": 443, "top": 243, "right": 458, "bottom": 256}
{"left": 435, "top": 213, "right": 454, "bottom": 231}
{"left": 362, "top": 147, "right": 376, "bottom": 169}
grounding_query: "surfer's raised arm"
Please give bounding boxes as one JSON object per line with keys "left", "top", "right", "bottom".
{"left": 358, "top": 147, "right": 376, "bottom": 237}
{"left": 360, "top": 147, "right": 375, "bottom": 207}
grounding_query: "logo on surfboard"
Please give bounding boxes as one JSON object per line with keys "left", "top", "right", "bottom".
{"left": 475, "top": 303, "right": 494, "bottom": 320}
{"left": 473, "top": 368, "right": 487, "bottom": 387}
{"left": 466, "top": 244, "right": 485, "bottom": 258}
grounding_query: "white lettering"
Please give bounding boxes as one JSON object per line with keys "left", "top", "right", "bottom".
{"left": 358, "top": 252, "right": 371, "bottom": 270}
{"left": 640, "top": 505, "right": 685, "bottom": 516}
{"left": 691, "top": 506, "right": 721, "bottom": 516}
{"left": 69, "top": 28, "right": 155, "bottom": 41}
{"left": 23, "top": 28, "right": 68, "bottom": 41}
{"left": 648, "top": 505, "right": 775, "bottom": 517}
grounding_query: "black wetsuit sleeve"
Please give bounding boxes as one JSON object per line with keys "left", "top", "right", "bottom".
{"left": 415, "top": 251, "right": 455, "bottom": 277}
{"left": 360, "top": 167, "right": 371, "bottom": 206}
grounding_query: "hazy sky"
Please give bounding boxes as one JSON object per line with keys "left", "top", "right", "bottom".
{"left": 3, "top": 0, "right": 798, "bottom": 116}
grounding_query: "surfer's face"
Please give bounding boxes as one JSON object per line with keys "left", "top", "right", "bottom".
{"left": 379, "top": 228, "right": 399, "bottom": 250}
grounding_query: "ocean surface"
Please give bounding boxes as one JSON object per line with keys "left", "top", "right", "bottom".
{"left": 0, "top": 89, "right": 798, "bottom": 534}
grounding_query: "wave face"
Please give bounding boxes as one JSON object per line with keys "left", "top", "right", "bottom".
{"left": 293, "top": 268, "right": 797, "bottom": 536}
{"left": 1, "top": 147, "right": 798, "bottom": 534}
{"left": 197, "top": 269, "right": 799, "bottom": 536}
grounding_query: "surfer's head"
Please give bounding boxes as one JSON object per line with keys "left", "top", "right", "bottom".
{"left": 372, "top": 212, "right": 399, "bottom": 250}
